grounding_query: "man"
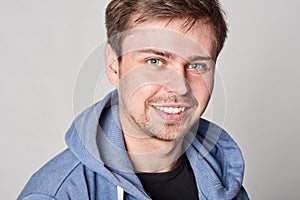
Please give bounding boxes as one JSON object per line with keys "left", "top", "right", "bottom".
{"left": 18, "top": 0, "right": 249, "bottom": 199}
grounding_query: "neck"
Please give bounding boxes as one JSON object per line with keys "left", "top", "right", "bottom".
{"left": 123, "top": 132, "right": 184, "bottom": 173}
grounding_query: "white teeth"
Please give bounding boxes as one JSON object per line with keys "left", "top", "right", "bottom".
{"left": 154, "top": 106, "right": 186, "bottom": 114}
{"left": 174, "top": 108, "right": 179, "bottom": 113}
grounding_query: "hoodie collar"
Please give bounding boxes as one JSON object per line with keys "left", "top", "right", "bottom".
{"left": 187, "top": 119, "right": 245, "bottom": 199}
{"left": 66, "top": 89, "right": 245, "bottom": 200}
{"left": 66, "top": 90, "right": 149, "bottom": 199}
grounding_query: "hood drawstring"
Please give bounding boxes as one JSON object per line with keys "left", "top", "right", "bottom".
{"left": 117, "top": 185, "right": 124, "bottom": 200}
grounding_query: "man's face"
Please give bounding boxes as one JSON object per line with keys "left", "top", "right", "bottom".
{"left": 106, "top": 19, "right": 217, "bottom": 141}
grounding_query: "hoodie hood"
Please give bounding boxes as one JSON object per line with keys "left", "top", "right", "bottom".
{"left": 65, "top": 90, "right": 247, "bottom": 200}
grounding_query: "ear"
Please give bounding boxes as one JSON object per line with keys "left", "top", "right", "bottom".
{"left": 105, "top": 44, "right": 119, "bottom": 85}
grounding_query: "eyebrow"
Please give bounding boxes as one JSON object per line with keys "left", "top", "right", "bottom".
{"left": 187, "top": 55, "right": 214, "bottom": 62}
{"left": 135, "top": 48, "right": 213, "bottom": 62}
{"left": 135, "top": 49, "right": 177, "bottom": 60}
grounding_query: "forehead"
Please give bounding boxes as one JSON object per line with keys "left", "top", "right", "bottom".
{"left": 122, "top": 18, "right": 218, "bottom": 60}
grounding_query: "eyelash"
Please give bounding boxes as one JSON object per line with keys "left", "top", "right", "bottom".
{"left": 145, "top": 58, "right": 208, "bottom": 73}
{"left": 147, "top": 58, "right": 164, "bottom": 66}
{"left": 187, "top": 63, "right": 207, "bottom": 72}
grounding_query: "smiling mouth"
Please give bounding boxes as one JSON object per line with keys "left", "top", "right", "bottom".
{"left": 152, "top": 105, "right": 186, "bottom": 114}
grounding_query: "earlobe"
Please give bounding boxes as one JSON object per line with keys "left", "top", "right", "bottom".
{"left": 104, "top": 44, "right": 119, "bottom": 85}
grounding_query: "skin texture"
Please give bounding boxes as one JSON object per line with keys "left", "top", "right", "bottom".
{"left": 105, "top": 18, "right": 217, "bottom": 172}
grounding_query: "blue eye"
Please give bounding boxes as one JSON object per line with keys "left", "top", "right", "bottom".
{"left": 188, "top": 63, "right": 207, "bottom": 72}
{"left": 147, "top": 59, "right": 163, "bottom": 66}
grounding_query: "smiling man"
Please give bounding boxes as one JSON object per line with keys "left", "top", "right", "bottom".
{"left": 18, "top": 0, "right": 249, "bottom": 199}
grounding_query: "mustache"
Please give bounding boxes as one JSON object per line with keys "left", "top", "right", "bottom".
{"left": 147, "top": 94, "right": 197, "bottom": 105}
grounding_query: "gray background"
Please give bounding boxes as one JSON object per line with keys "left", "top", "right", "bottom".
{"left": 1, "top": 0, "right": 299, "bottom": 199}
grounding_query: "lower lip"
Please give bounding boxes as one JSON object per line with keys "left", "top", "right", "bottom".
{"left": 152, "top": 107, "right": 188, "bottom": 121}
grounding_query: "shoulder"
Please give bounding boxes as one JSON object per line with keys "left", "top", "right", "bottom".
{"left": 18, "top": 149, "right": 82, "bottom": 199}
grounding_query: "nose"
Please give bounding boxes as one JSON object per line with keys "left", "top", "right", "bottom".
{"left": 164, "top": 66, "right": 190, "bottom": 96}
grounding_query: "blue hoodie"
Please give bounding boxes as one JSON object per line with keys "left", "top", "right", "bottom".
{"left": 18, "top": 90, "right": 249, "bottom": 200}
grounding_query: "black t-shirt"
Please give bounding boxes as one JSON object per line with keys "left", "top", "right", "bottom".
{"left": 136, "top": 154, "right": 198, "bottom": 200}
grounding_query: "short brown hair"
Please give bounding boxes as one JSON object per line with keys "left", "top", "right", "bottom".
{"left": 105, "top": 0, "right": 227, "bottom": 57}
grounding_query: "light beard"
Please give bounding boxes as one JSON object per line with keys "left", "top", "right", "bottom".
{"left": 119, "top": 92, "right": 199, "bottom": 141}
{"left": 151, "top": 124, "right": 187, "bottom": 142}
{"left": 131, "top": 113, "right": 190, "bottom": 141}
{"left": 146, "top": 94, "right": 196, "bottom": 105}
{"left": 126, "top": 94, "right": 198, "bottom": 141}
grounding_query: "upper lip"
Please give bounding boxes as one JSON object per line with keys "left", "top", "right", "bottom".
{"left": 151, "top": 103, "right": 190, "bottom": 108}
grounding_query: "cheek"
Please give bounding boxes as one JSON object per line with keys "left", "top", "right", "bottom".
{"left": 190, "top": 75, "right": 214, "bottom": 106}
{"left": 128, "top": 85, "right": 160, "bottom": 114}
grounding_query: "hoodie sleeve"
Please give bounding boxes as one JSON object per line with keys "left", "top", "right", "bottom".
{"left": 20, "top": 194, "right": 57, "bottom": 200}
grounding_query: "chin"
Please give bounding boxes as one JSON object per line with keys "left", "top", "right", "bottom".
{"left": 151, "top": 126, "right": 188, "bottom": 142}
